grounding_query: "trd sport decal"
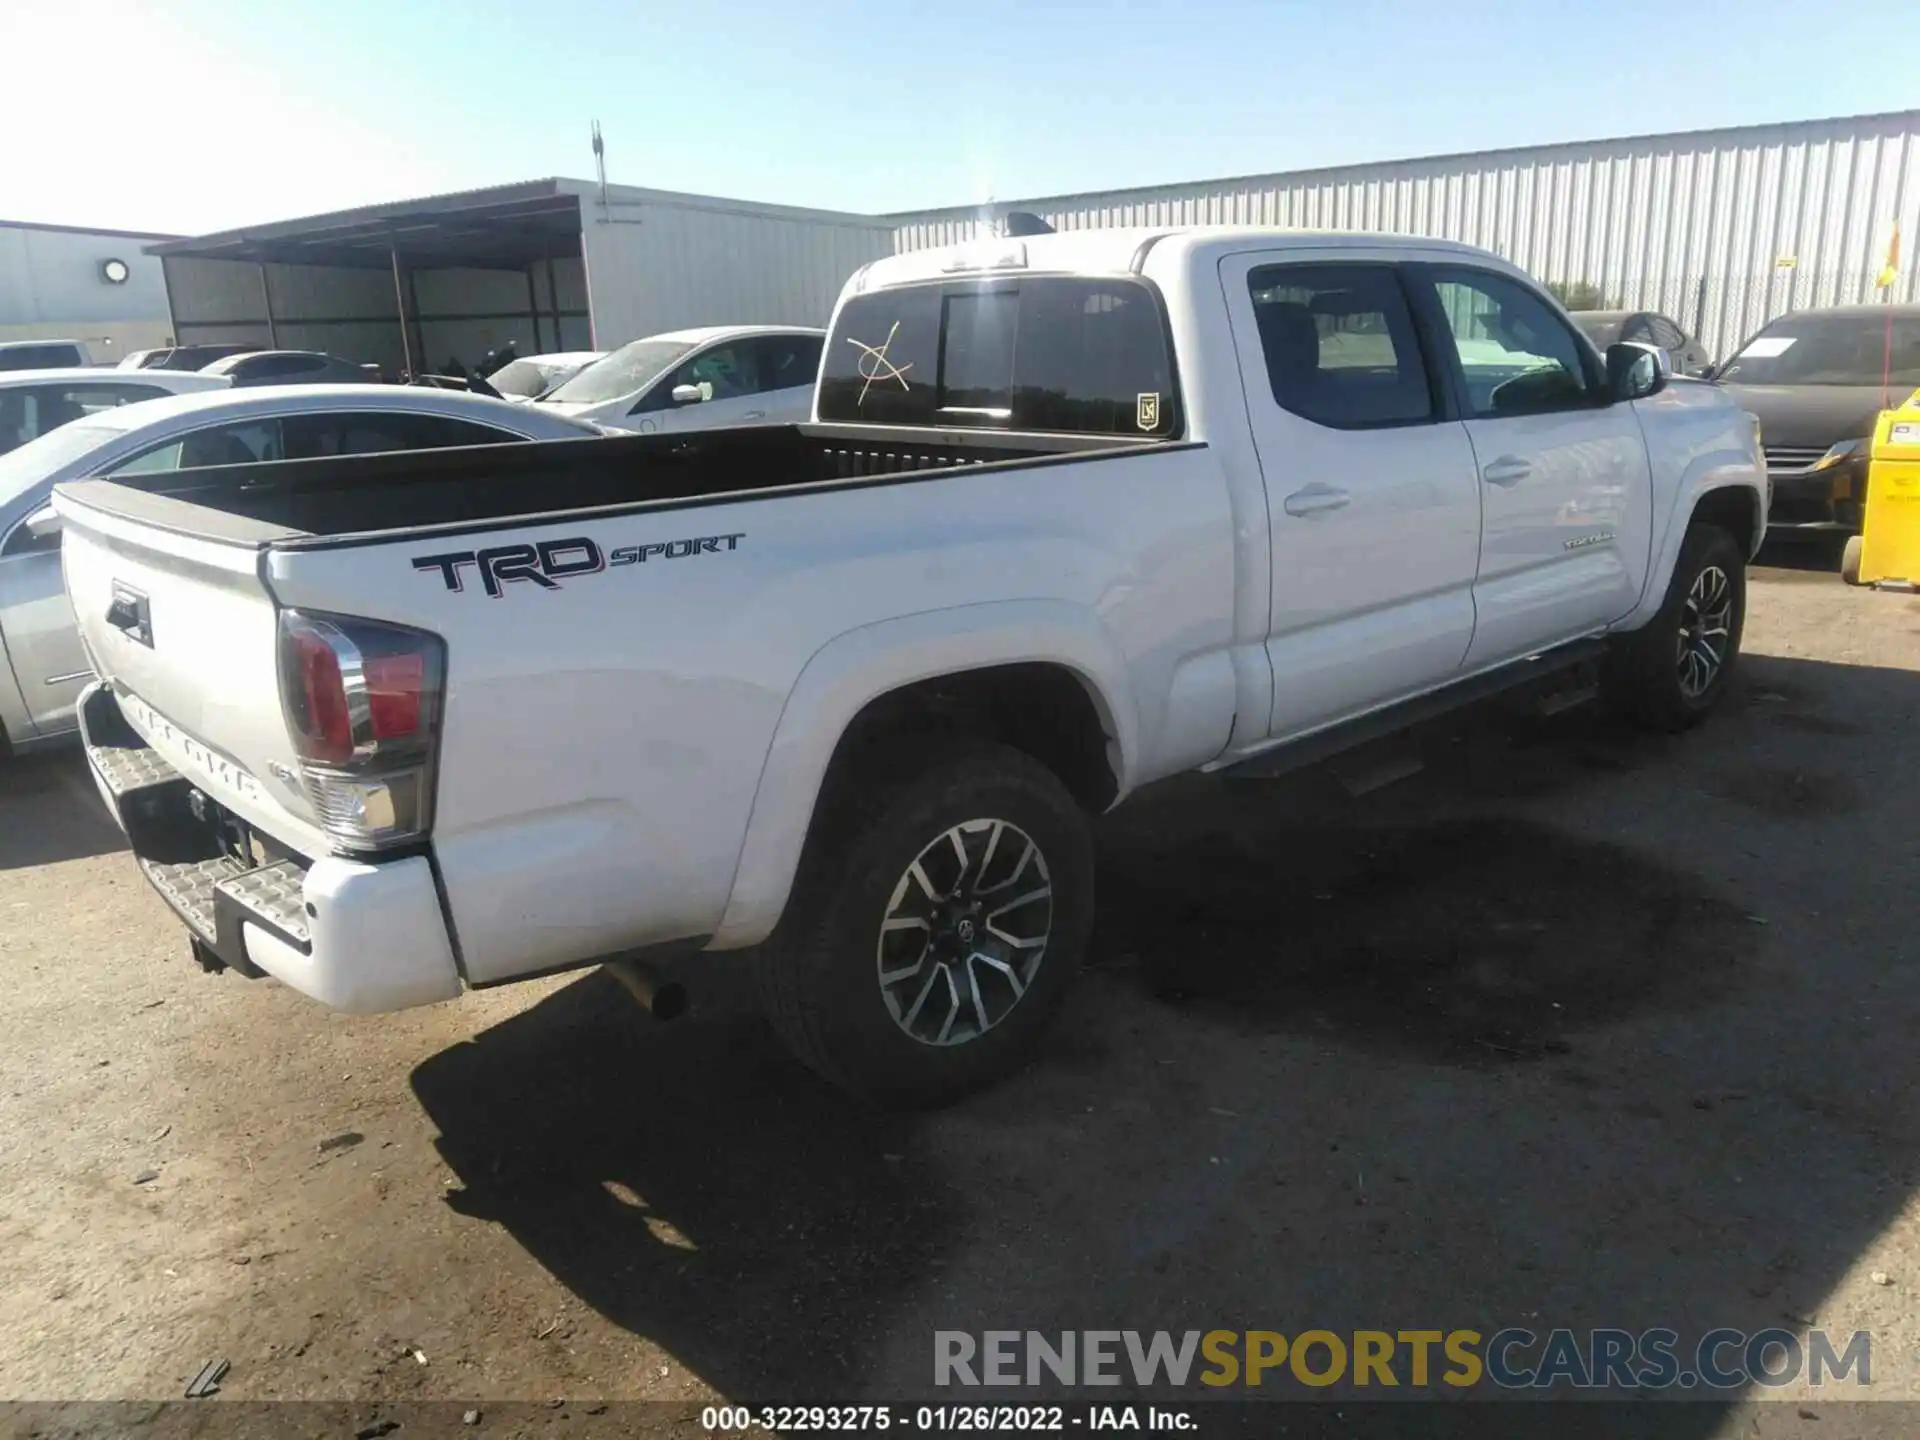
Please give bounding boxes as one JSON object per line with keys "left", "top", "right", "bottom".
{"left": 412, "top": 532, "right": 745, "bottom": 597}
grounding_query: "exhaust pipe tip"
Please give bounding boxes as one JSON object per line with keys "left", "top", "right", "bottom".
{"left": 650, "top": 982, "right": 688, "bottom": 1022}
{"left": 605, "top": 958, "right": 688, "bottom": 1022}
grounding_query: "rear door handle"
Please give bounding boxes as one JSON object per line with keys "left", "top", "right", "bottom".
{"left": 1481, "top": 456, "right": 1532, "bottom": 487}
{"left": 743, "top": 410, "right": 766, "bottom": 421}
{"left": 1283, "top": 486, "right": 1351, "bottom": 517}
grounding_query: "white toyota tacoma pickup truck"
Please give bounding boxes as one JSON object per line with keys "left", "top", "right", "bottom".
{"left": 55, "top": 228, "right": 1766, "bottom": 1106}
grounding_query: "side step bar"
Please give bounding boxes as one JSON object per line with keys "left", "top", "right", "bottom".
{"left": 1218, "top": 638, "right": 1609, "bottom": 782}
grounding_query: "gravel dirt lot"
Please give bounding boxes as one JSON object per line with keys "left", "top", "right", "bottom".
{"left": 4, "top": 554, "right": 1920, "bottom": 1436}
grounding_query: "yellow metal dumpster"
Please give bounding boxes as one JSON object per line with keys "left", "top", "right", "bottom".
{"left": 1844, "top": 390, "right": 1920, "bottom": 588}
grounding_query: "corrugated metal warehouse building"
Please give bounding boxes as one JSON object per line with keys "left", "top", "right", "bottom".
{"left": 146, "top": 179, "right": 895, "bottom": 377}
{"left": 126, "top": 108, "right": 1918, "bottom": 376}
{"left": 892, "top": 109, "right": 1920, "bottom": 363}
{"left": 0, "top": 220, "right": 178, "bottom": 362}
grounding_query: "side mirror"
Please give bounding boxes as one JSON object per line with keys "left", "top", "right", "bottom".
{"left": 670, "top": 383, "right": 708, "bottom": 405}
{"left": 1606, "top": 341, "right": 1670, "bottom": 402}
{"left": 1690, "top": 363, "right": 1718, "bottom": 381}
{"left": 24, "top": 505, "right": 62, "bottom": 542}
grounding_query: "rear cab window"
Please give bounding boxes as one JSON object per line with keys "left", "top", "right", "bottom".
{"left": 817, "top": 276, "right": 1180, "bottom": 437}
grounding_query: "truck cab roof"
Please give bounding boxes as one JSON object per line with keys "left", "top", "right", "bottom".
{"left": 853, "top": 226, "right": 1510, "bottom": 293}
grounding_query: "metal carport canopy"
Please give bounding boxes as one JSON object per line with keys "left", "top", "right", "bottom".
{"left": 145, "top": 180, "right": 587, "bottom": 375}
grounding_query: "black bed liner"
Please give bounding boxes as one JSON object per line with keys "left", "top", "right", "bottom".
{"left": 57, "top": 422, "right": 1187, "bottom": 550}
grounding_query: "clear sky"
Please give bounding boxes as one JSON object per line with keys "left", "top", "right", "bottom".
{"left": 7, "top": 0, "right": 1915, "bottom": 236}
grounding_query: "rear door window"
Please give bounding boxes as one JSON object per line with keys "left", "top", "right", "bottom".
{"left": 817, "top": 277, "right": 1179, "bottom": 436}
{"left": 108, "top": 421, "right": 283, "bottom": 474}
{"left": 1244, "top": 263, "right": 1435, "bottom": 427}
{"left": 282, "top": 411, "right": 519, "bottom": 457}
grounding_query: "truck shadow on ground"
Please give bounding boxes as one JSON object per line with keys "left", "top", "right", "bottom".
{"left": 411, "top": 651, "right": 1920, "bottom": 1435}
{"left": 1096, "top": 811, "right": 1756, "bottom": 1065}
{"left": 0, "top": 750, "right": 126, "bottom": 871}
{"left": 411, "top": 975, "right": 946, "bottom": 1400}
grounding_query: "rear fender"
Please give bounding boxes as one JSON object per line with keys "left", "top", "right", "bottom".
{"left": 707, "top": 600, "right": 1136, "bottom": 950}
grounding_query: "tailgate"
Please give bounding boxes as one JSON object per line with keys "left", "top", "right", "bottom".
{"left": 54, "top": 482, "right": 324, "bottom": 850}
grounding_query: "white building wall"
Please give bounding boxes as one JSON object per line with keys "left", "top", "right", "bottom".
{"left": 572, "top": 181, "right": 894, "bottom": 346}
{"left": 0, "top": 222, "right": 178, "bottom": 361}
{"left": 890, "top": 110, "right": 1920, "bottom": 362}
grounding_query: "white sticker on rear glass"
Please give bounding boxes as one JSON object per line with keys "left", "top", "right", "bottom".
{"left": 1739, "top": 336, "right": 1797, "bottom": 359}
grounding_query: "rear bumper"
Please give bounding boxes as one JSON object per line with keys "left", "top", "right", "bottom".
{"left": 78, "top": 683, "right": 462, "bottom": 1013}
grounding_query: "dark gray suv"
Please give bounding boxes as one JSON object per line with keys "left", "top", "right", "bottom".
{"left": 1716, "top": 304, "right": 1920, "bottom": 535}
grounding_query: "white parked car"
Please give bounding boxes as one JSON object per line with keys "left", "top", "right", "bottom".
{"left": 0, "top": 367, "right": 230, "bottom": 456}
{"left": 484, "top": 351, "right": 606, "bottom": 403}
{"left": 538, "top": 325, "right": 823, "bottom": 432}
{"left": 0, "top": 385, "right": 600, "bottom": 755}
{"left": 56, "top": 228, "right": 1765, "bottom": 1106}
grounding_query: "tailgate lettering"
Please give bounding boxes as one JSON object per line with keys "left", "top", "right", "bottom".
{"left": 121, "top": 694, "right": 267, "bottom": 806}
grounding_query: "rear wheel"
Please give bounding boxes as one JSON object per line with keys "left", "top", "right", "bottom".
{"left": 1842, "top": 534, "right": 1864, "bottom": 586}
{"left": 1603, "top": 523, "right": 1746, "bottom": 731}
{"left": 758, "top": 742, "right": 1093, "bottom": 1108}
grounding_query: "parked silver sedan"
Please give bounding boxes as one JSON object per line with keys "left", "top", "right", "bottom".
{"left": 0, "top": 384, "right": 602, "bottom": 756}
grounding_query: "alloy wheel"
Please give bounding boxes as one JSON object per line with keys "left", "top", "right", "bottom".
{"left": 875, "top": 818, "right": 1053, "bottom": 1047}
{"left": 1676, "top": 563, "right": 1733, "bottom": 699}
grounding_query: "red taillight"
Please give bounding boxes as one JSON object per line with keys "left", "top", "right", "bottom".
{"left": 364, "top": 651, "right": 425, "bottom": 741}
{"left": 276, "top": 610, "right": 446, "bottom": 852}
{"left": 277, "top": 611, "right": 444, "bottom": 766}
{"left": 287, "top": 624, "right": 353, "bottom": 763}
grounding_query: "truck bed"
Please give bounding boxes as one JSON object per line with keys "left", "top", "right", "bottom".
{"left": 56, "top": 422, "right": 1159, "bottom": 547}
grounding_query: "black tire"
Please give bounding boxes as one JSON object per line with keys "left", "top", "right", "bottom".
{"left": 1603, "top": 522, "right": 1746, "bottom": 731}
{"left": 758, "top": 740, "right": 1094, "bottom": 1108}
